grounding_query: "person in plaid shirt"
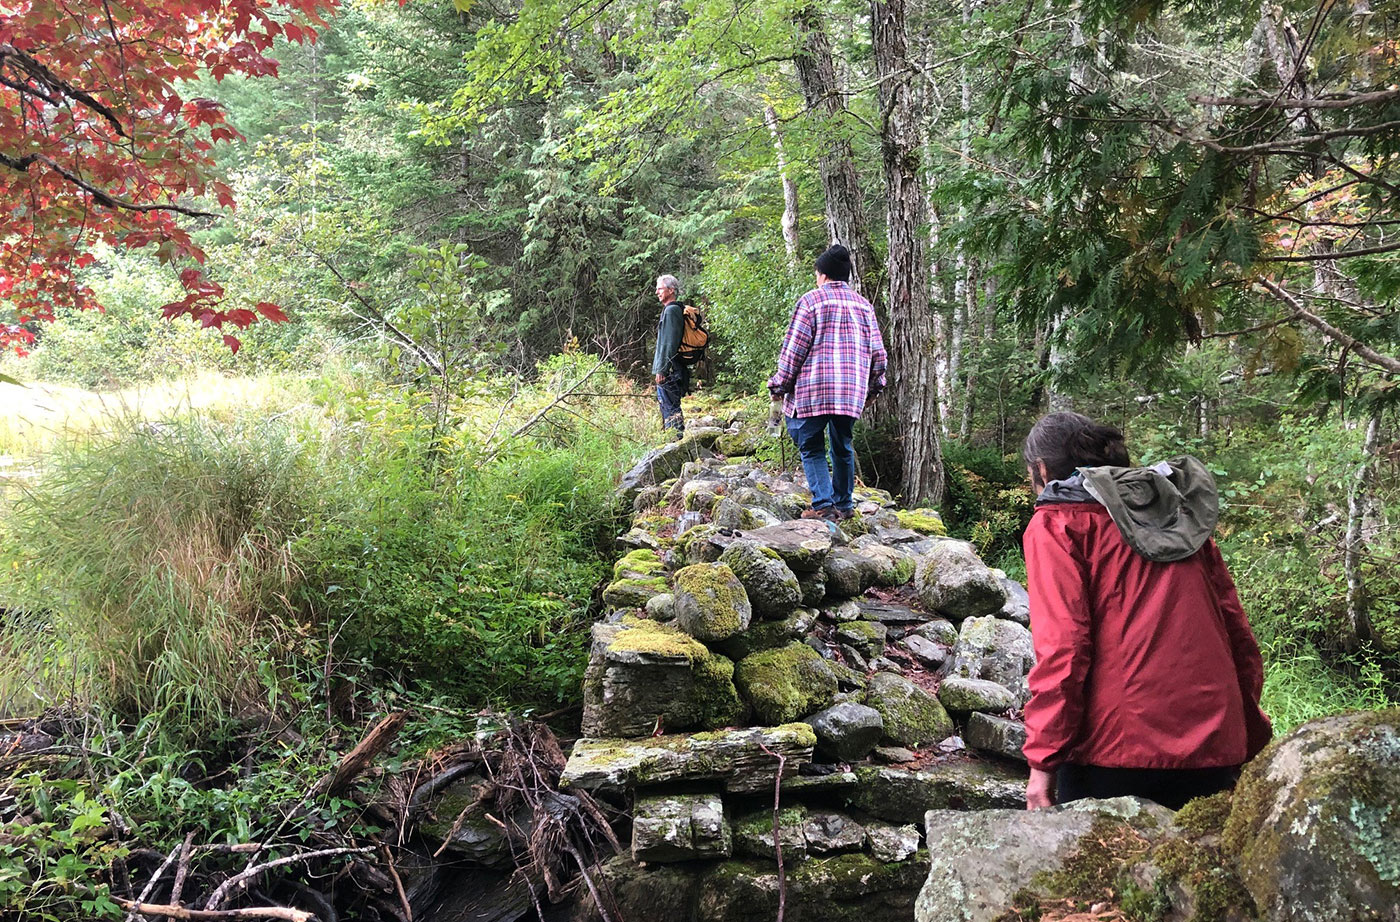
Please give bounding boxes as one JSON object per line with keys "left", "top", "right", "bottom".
{"left": 767, "top": 244, "right": 888, "bottom": 522}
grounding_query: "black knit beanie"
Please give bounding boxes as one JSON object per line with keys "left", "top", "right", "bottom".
{"left": 815, "top": 244, "right": 853, "bottom": 281}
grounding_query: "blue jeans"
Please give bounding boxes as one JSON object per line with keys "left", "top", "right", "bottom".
{"left": 657, "top": 366, "right": 689, "bottom": 432}
{"left": 786, "top": 414, "right": 857, "bottom": 512}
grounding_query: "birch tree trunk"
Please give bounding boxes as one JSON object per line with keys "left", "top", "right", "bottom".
{"left": 873, "top": 0, "right": 944, "bottom": 505}
{"left": 1344, "top": 413, "right": 1382, "bottom": 651}
{"left": 793, "top": 5, "right": 883, "bottom": 311}
{"left": 763, "top": 105, "right": 801, "bottom": 268}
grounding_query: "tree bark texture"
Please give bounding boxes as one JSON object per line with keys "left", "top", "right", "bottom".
{"left": 793, "top": 5, "right": 883, "bottom": 311}
{"left": 764, "top": 105, "right": 801, "bottom": 268}
{"left": 872, "top": 0, "right": 944, "bottom": 505}
{"left": 1344, "top": 412, "right": 1382, "bottom": 651}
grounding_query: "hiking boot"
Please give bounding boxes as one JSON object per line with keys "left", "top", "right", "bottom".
{"left": 800, "top": 507, "right": 841, "bottom": 523}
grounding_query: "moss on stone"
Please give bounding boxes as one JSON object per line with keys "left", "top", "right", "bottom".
{"left": 863, "top": 673, "right": 953, "bottom": 747}
{"left": 889, "top": 555, "right": 916, "bottom": 585}
{"left": 1145, "top": 834, "right": 1256, "bottom": 922}
{"left": 1174, "top": 792, "right": 1233, "bottom": 837}
{"left": 613, "top": 548, "right": 665, "bottom": 580}
{"left": 602, "top": 575, "right": 669, "bottom": 608}
{"left": 734, "top": 644, "right": 838, "bottom": 725}
{"left": 674, "top": 562, "right": 751, "bottom": 640}
{"left": 607, "top": 617, "right": 709, "bottom": 662}
{"left": 895, "top": 508, "right": 948, "bottom": 536}
{"left": 692, "top": 652, "right": 745, "bottom": 728}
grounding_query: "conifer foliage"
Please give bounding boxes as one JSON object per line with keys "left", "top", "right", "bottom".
{"left": 0, "top": 0, "right": 334, "bottom": 352}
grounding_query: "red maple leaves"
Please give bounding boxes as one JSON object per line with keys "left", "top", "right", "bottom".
{"left": 0, "top": 0, "right": 338, "bottom": 352}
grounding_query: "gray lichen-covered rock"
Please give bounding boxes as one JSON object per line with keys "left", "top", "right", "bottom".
{"left": 742, "top": 520, "right": 834, "bottom": 573}
{"left": 823, "top": 549, "right": 868, "bottom": 597}
{"left": 998, "top": 576, "right": 1031, "bottom": 626}
{"left": 964, "top": 713, "right": 1028, "bottom": 762}
{"left": 863, "top": 672, "right": 954, "bottom": 748}
{"left": 866, "top": 822, "right": 922, "bottom": 863}
{"left": 914, "top": 798, "right": 1173, "bottom": 922}
{"left": 561, "top": 724, "right": 816, "bottom": 794}
{"left": 580, "top": 620, "right": 743, "bottom": 738}
{"left": 617, "top": 439, "right": 716, "bottom": 506}
{"left": 735, "top": 643, "right": 839, "bottom": 725}
{"left": 914, "top": 541, "right": 1007, "bottom": 620}
{"left": 911, "top": 618, "right": 960, "bottom": 647}
{"left": 632, "top": 793, "right": 732, "bottom": 863}
{"left": 673, "top": 563, "right": 752, "bottom": 642}
{"left": 695, "top": 852, "right": 927, "bottom": 922}
{"left": 837, "top": 620, "right": 888, "bottom": 656}
{"left": 807, "top": 702, "right": 884, "bottom": 762}
{"left": 719, "top": 539, "right": 802, "bottom": 617}
{"left": 799, "top": 570, "right": 826, "bottom": 607}
{"left": 938, "top": 676, "right": 1018, "bottom": 714}
{"left": 678, "top": 523, "right": 724, "bottom": 564}
{"left": 851, "top": 761, "right": 1028, "bottom": 823}
{"left": 1223, "top": 708, "right": 1400, "bottom": 922}
{"left": 645, "top": 592, "right": 676, "bottom": 621}
{"left": 901, "top": 634, "right": 949, "bottom": 668}
{"left": 944, "top": 615, "right": 1035, "bottom": 705}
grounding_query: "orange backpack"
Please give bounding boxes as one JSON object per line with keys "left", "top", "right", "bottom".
{"left": 676, "top": 304, "right": 710, "bottom": 366}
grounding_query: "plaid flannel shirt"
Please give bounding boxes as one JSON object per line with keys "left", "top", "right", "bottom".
{"left": 767, "top": 281, "right": 888, "bottom": 419}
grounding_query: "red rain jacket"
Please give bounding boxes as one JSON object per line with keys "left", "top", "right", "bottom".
{"left": 1021, "top": 502, "right": 1271, "bottom": 773}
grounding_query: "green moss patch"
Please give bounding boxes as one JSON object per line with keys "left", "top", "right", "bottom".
{"left": 734, "top": 643, "right": 838, "bottom": 725}
{"left": 896, "top": 508, "right": 947, "bottom": 536}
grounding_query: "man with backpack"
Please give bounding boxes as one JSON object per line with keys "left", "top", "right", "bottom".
{"left": 652, "top": 274, "right": 709, "bottom": 436}
{"left": 768, "top": 244, "right": 887, "bottom": 522}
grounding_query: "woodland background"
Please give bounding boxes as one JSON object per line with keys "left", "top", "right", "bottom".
{"left": 0, "top": 0, "right": 1397, "bottom": 917}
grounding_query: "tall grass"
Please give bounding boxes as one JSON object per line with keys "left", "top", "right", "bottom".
{"left": 0, "top": 357, "right": 657, "bottom": 735}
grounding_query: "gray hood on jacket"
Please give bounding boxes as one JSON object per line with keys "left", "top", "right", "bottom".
{"left": 1038, "top": 457, "right": 1219, "bottom": 562}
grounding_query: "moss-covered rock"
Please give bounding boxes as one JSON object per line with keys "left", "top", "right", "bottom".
{"left": 1222, "top": 708, "right": 1400, "bottom": 922}
{"left": 743, "top": 520, "right": 835, "bottom": 573}
{"left": 696, "top": 852, "right": 928, "bottom": 922}
{"left": 673, "top": 562, "right": 753, "bottom": 642}
{"left": 836, "top": 619, "right": 888, "bottom": 655}
{"left": 823, "top": 549, "right": 869, "bottom": 598}
{"left": 632, "top": 793, "right": 732, "bottom": 862}
{"left": 851, "top": 761, "right": 1029, "bottom": 824}
{"left": 731, "top": 804, "right": 866, "bottom": 862}
{"left": 937, "top": 676, "right": 1017, "bottom": 714}
{"left": 678, "top": 523, "right": 724, "bottom": 564}
{"left": 896, "top": 508, "right": 948, "bottom": 536}
{"left": 735, "top": 643, "right": 840, "bottom": 725}
{"left": 944, "top": 614, "right": 1035, "bottom": 705}
{"left": 913, "top": 540, "right": 1006, "bottom": 620}
{"left": 581, "top": 619, "right": 743, "bottom": 737}
{"left": 863, "top": 671, "right": 954, "bottom": 748}
{"left": 719, "top": 539, "right": 802, "bottom": 617}
{"left": 714, "top": 609, "right": 817, "bottom": 661}
{"left": 603, "top": 575, "right": 670, "bottom": 609}
{"left": 851, "top": 541, "right": 916, "bottom": 587}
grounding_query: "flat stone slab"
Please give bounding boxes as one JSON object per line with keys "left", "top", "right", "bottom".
{"left": 857, "top": 600, "right": 930, "bottom": 623}
{"left": 736, "top": 520, "right": 834, "bottom": 572}
{"left": 849, "top": 761, "right": 1028, "bottom": 824}
{"left": 560, "top": 724, "right": 816, "bottom": 794}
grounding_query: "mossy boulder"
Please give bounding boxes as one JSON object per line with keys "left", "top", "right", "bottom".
{"left": 807, "top": 702, "right": 884, "bottom": 762}
{"left": 851, "top": 541, "right": 917, "bottom": 587}
{"left": 679, "top": 523, "right": 724, "bottom": 564}
{"left": 719, "top": 539, "right": 802, "bottom": 617}
{"left": 735, "top": 643, "right": 840, "bottom": 725}
{"left": 561, "top": 724, "right": 816, "bottom": 794}
{"left": 604, "top": 549, "right": 671, "bottom": 609}
{"left": 863, "top": 671, "right": 954, "bottom": 748}
{"left": 964, "top": 713, "right": 1027, "bottom": 762}
{"left": 732, "top": 804, "right": 866, "bottom": 862}
{"left": 913, "top": 540, "right": 1006, "bottom": 620}
{"left": 1222, "top": 708, "right": 1400, "bottom": 922}
{"left": 896, "top": 508, "right": 947, "bottom": 536}
{"left": 581, "top": 620, "right": 743, "bottom": 737}
{"left": 673, "top": 563, "right": 753, "bottom": 642}
{"left": 937, "top": 676, "right": 1018, "bottom": 714}
{"left": 714, "top": 609, "right": 817, "bottom": 662}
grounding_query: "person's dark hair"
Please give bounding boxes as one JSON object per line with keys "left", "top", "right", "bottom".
{"left": 1023, "top": 412, "right": 1130, "bottom": 483}
{"left": 815, "top": 244, "right": 853, "bottom": 282}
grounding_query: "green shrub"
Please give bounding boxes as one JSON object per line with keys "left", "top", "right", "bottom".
{"left": 697, "top": 243, "right": 805, "bottom": 389}
{"left": 941, "top": 440, "right": 1034, "bottom": 566}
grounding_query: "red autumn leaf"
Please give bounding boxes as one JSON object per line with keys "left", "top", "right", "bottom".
{"left": 223, "top": 334, "right": 241, "bottom": 353}
{"left": 0, "top": 0, "right": 339, "bottom": 354}
{"left": 255, "top": 302, "right": 290, "bottom": 323}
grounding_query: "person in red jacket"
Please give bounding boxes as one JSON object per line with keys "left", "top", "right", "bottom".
{"left": 1020, "top": 412, "right": 1272, "bottom": 810}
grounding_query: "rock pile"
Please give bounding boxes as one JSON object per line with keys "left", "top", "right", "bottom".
{"left": 561, "top": 417, "right": 1036, "bottom": 921}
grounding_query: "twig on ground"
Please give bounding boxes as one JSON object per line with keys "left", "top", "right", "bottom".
{"left": 756, "top": 740, "right": 788, "bottom": 922}
{"left": 312, "top": 711, "right": 408, "bottom": 799}
{"left": 170, "top": 832, "right": 196, "bottom": 907}
{"left": 117, "top": 900, "right": 314, "bottom": 921}
{"left": 203, "top": 847, "right": 374, "bottom": 912}
{"left": 380, "top": 846, "right": 412, "bottom": 921}
{"left": 126, "top": 841, "right": 186, "bottom": 922}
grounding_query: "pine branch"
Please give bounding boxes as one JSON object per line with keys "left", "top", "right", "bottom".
{"left": 1189, "top": 88, "right": 1400, "bottom": 110}
{"left": 1256, "top": 278, "right": 1400, "bottom": 375}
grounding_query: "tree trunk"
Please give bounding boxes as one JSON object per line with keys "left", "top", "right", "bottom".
{"left": 793, "top": 5, "right": 883, "bottom": 311}
{"left": 764, "top": 105, "right": 801, "bottom": 268}
{"left": 872, "top": 0, "right": 943, "bottom": 505}
{"left": 1344, "top": 413, "right": 1382, "bottom": 651}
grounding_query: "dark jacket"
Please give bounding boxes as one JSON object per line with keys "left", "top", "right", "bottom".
{"left": 1022, "top": 460, "right": 1270, "bottom": 772}
{"left": 652, "top": 301, "right": 684, "bottom": 377}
